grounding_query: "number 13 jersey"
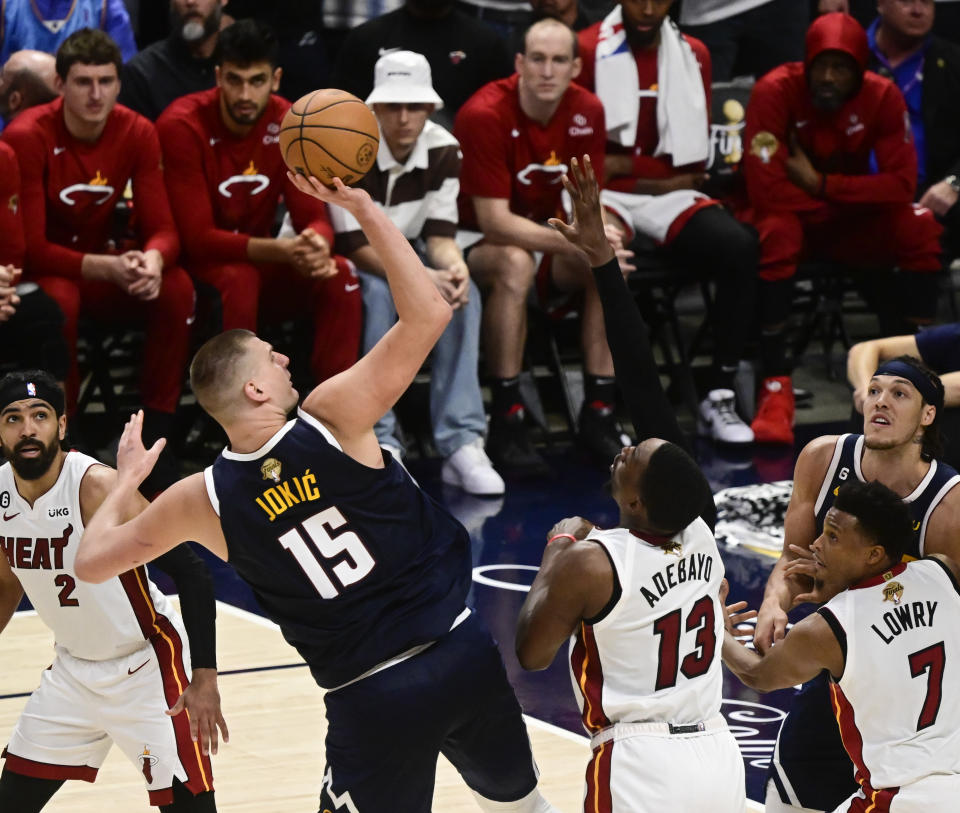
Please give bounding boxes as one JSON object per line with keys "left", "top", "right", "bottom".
{"left": 204, "top": 409, "right": 472, "bottom": 689}
{"left": 569, "top": 518, "right": 725, "bottom": 732}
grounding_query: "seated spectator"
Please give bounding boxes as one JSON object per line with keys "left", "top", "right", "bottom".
{"left": 330, "top": 51, "right": 504, "bottom": 496}
{"left": 740, "top": 12, "right": 943, "bottom": 445}
{"left": 455, "top": 19, "right": 628, "bottom": 474}
{"left": 824, "top": 0, "right": 960, "bottom": 45}
{"left": 221, "top": 0, "right": 328, "bottom": 103}
{"left": 0, "top": 140, "right": 69, "bottom": 379}
{"left": 156, "top": 20, "right": 361, "bottom": 387}
{"left": 578, "top": 0, "right": 759, "bottom": 444}
{"left": 0, "top": 0, "right": 137, "bottom": 65}
{"left": 333, "top": 0, "right": 512, "bottom": 131}
{"left": 848, "top": 325, "right": 960, "bottom": 465}
{"left": 120, "top": 0, "right": 225, "bottom": 120}
{"left": 531, "top": 0, "right": 593, "bottom": 31}
{"left": 866, "top": 0, "right": 960, "bottom": 255}
{"left": 0, "top": 49, "right": 57, "bottom": 131}
{"left": 680, "top": 0, "right": 809, "bottom": 81}
{"left": 1, "top": 28, "right": 193, "bottom": 490}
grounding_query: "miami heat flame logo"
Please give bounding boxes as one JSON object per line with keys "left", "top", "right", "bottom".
{"left": 139, "top": 745, "right": 158, "bottom": 783}
{"left": 662, "top": 540, "right": 683, "bottom": 558}
{"left": 217, "top": 160, "right": 271, "bottom": 198}
{"left": 516, "top": 150, "right": 567, "bottom": 186}
{"left": 59, "top": 170, "right": 115, "bottom": 206}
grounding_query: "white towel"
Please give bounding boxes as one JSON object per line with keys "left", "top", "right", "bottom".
{"left": 594, "top": 7, "right": 710, "bottom": 166}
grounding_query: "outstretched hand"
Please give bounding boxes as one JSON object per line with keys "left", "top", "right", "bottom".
{"left": 116, "top": 410, "right": 165, "bottom": 490}
{"left": 166, "top": 668, "right": 229, "bottom": 756}
{"left": 548, "top": 155, "right": 616, "bottom": 268}
{"left": 719, "top": 578, "right": 758, "bottom": 641}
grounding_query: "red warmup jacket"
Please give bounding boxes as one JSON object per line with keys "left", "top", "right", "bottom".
{"left": 156, "top": 88, "right": 333, "bottom": 265}
{"left": 1, "top": 98, "right": 180, "bottom": 279}
{"left": 743, "top": 12, "right": 916, "bottom": 214}
{"left": 0, "top": 141, "right": 24, "bottom": 267}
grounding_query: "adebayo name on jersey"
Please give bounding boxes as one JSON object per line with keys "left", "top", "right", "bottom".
{"left": 640, "top": 552, "right": 715, "bottom": 608}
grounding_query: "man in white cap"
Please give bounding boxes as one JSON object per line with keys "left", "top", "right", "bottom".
{"left": 329, "top": 50, "right": 504, "bottom": 496}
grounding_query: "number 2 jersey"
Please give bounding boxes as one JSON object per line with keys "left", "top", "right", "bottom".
{"left": 0, "top": 451, "right": 181, "bottom": 661}
{"left": 203, "top": 409, "right": 472, "bottom": 689}
{"left": 569, "top": 517, "right": 725, "bottom": 732}
{"left": 819, "top": 558, "right": 960, "bottom": 790}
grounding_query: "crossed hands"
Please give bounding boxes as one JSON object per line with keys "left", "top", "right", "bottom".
{"left": 0, "top": 265, "right": 22, "bottom": 322}
{"left": 109, "top": 250, "right": 163, "bottom": 300}
{"left": 428, "top": 260, "right": 470, "bottom": 309}
{"left": 289, "top": 228, "right": 337, "bottom": 280}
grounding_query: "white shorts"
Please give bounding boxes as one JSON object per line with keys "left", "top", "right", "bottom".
{"left": 600, "top": 188, "right": 709, "bottom": 243}
{"left": 2, "top": 618, "right": 213, "bottom": 806}
{"left": 583, "top": 720, "right": 746, "bottom": 812}
{"left": 831, "top": 773, "right": 960, "bottom": 813}
{"left": 765, "top": 778, "right": 826, "bottom": 813}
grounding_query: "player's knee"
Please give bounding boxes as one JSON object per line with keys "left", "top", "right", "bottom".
{"left": 156, "top": 266, "right": 197, "bottom": 317}
{"left": 36, "top": 276, "right": 81, "bottom": 321}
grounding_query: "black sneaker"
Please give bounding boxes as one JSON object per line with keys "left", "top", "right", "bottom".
{"left": 578, "top": 403, "right": 630, "bottom": 463}
{"left": 487, "top": 408, "right": 551, "bottom": 477}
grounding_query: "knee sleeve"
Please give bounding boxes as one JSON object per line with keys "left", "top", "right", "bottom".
{"left": 472, "top": 787, "right": 559, "bottom": 813}
{"left": 0, "top": 767, "right": 64, "bottom": 811}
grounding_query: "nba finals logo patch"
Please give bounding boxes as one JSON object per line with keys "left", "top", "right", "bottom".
{"left": 881, "top": 573, "right": 904, "bottom": 605}
{"left": 261, "top": 458, "right": 282, "bottom": 483}
{"left": 663, "top": 540, "right": 683, "bottom": 558}
{"left": 139, "top": 746, "right": 158, "bottom": 783}
{"left": 750, "top": 132, "right": 778, "bottom": 164}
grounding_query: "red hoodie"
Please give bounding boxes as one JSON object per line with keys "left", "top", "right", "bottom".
{"left": 743, "top": 12, "right": 916, "bottom": 214}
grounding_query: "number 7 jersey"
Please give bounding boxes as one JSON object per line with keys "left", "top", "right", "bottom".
{"left": 569, "top": 518, "right": 725, "bottom": 732}
{"left": 203, "top": 409, "right": 472, "bottom": 689}
{"left": 820, "top": 558, "right": 960, "bottom": 792}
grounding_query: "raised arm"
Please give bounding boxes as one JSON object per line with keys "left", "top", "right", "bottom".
{"left": 76, "top": 412, "right": 228, "bottom": 584}
{"left": 516, "top": 527, "right": 614, "bottom": 671}
{"left": 290, "top": 175, "right": 452, "bottom": 451}
{"left": 753, "top": 436, "right": 835, "bottom": 653}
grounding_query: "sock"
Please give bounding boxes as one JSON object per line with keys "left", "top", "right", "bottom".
{"left": 584, "top": 374, "right": 616, "bottom": 411}
{"left": 491, "top": 377, "right": 522, "bottom": 416}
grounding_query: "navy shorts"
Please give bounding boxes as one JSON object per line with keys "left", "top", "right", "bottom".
{"left": 319, "top": 612, "right": 539, "bottom": 811}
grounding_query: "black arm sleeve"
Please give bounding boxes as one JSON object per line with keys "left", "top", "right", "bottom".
{"left": 151, "top": 544, "right": 217, "bottom": 669}
{"left": 591, "top": 257, "right": 690, "bottom": 452}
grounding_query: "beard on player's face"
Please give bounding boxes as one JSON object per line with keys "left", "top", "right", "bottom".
{"left": 226, "top": 97, "right": 267, "bottom": 125}
{"left": 174, "top": 5, "right": 221, "bottom": 45}
{"left": 3, "top": 434, "right": 61, "bottom": 481}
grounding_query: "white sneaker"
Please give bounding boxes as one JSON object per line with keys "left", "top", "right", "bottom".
{"left": 698, "top": 389, "right": 754, "bottom": 444}
{"left": 441, "top": 438, "right": 505, "bottom": 496}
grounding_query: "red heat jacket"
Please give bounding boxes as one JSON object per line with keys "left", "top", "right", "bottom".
{"left": 743, "top": 12, "right": 916, "bottom": 214}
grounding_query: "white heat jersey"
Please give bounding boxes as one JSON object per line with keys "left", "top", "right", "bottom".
{"left": 822, "top": 558, "right": 960, "bottom": 791}
{"left": 0, "top": 452, "right": 178, "bottom": 661}
{"left": 569, "top": 518, "right": 725, "bottom": 733}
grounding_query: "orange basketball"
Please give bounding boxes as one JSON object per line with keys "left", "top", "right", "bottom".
{"left": 278, "top": 89, "right": 379, "bottom": 187}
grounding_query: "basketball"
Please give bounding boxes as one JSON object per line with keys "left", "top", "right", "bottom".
{"left": 278, "top": 89, "right": 379, "bottom": 188}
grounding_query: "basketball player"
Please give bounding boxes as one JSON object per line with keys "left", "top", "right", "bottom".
{"left": 74, "top": 178, "right": 560, "bottom": 812}
{"left": 755, "top": 356, "right": 960, "bottom": 812}
{"left": 514, "top": 156, "right": 746, "bottom": 812}
{"left": 156, "top": 19, "right": 362, "bottom": 387}
{"left": 723, "top": 479, "right": 960, "bottom": 812}
{"left": 0, "top": 371, "right": 224, "bottom": 812}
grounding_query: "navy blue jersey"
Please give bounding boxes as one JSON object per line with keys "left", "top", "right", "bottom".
{"left": 814, "top": 433, "right": 960, "bottom": 557}
{"left": 770, "top": 433, "right": 960, "bottom": 809}
{"left": 204, "top": 409, "right": 472, "bottom": 689}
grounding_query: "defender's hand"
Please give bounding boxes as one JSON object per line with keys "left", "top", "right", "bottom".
{"left": 115, "top": 410, "right": 166, "bottom": 490}
{"left": 166, "top": 668, "right": 229, "bottom": 756}
{"left": 548, "top": 155, "right": 615, "bottom": 268}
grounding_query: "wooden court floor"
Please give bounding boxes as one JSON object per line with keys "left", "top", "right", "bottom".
{"left": 1, "top": 600, "right": 597, "bottom": 812}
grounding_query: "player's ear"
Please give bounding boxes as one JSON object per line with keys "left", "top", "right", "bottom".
{"left": 244, "top": 379, "right": 269, "bottom": 405}
{"left": 57, "top": 414, "right": 67, "bottom": 442}
{"left": 514, "top": 52, "right": 524, "bottom": 75}
{"left": 271, "top": 66, "right": 282, "bottom": 93}
{"left": 214, "top": 65, "right": 222, "bottom": 88}
{"left": 920, "top": 403, "right": 936, "bottom": 427}
{"left": 571, "top": 56, "right": 582, "bottom": 80}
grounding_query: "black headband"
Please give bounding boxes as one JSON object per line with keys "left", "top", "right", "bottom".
{"left": 873, "top": 360, "right": 943, "bottom": 411}
{"left": 0, "top": 378, "right": 65, "bottom": 417}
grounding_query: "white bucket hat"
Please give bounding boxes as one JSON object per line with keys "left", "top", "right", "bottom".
{"left": 365, "top": 50, "right": 444, "bottom": 109}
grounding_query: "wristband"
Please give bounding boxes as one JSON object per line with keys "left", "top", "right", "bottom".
{"left": 548, "top": 533, "right": 578, "bottom": 545}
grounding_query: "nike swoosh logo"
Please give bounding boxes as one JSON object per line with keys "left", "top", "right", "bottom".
{"left": 2, "top": 512, "right": 18, "bottom": 521}
{"left": 128, "top": 660, "right": 150, "bottom": 675}
{"left": 53, "top": 146, "right": 66, "bottom": 155}
{"left": 344, "top": 283, "right": 360, "bottom": 292}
